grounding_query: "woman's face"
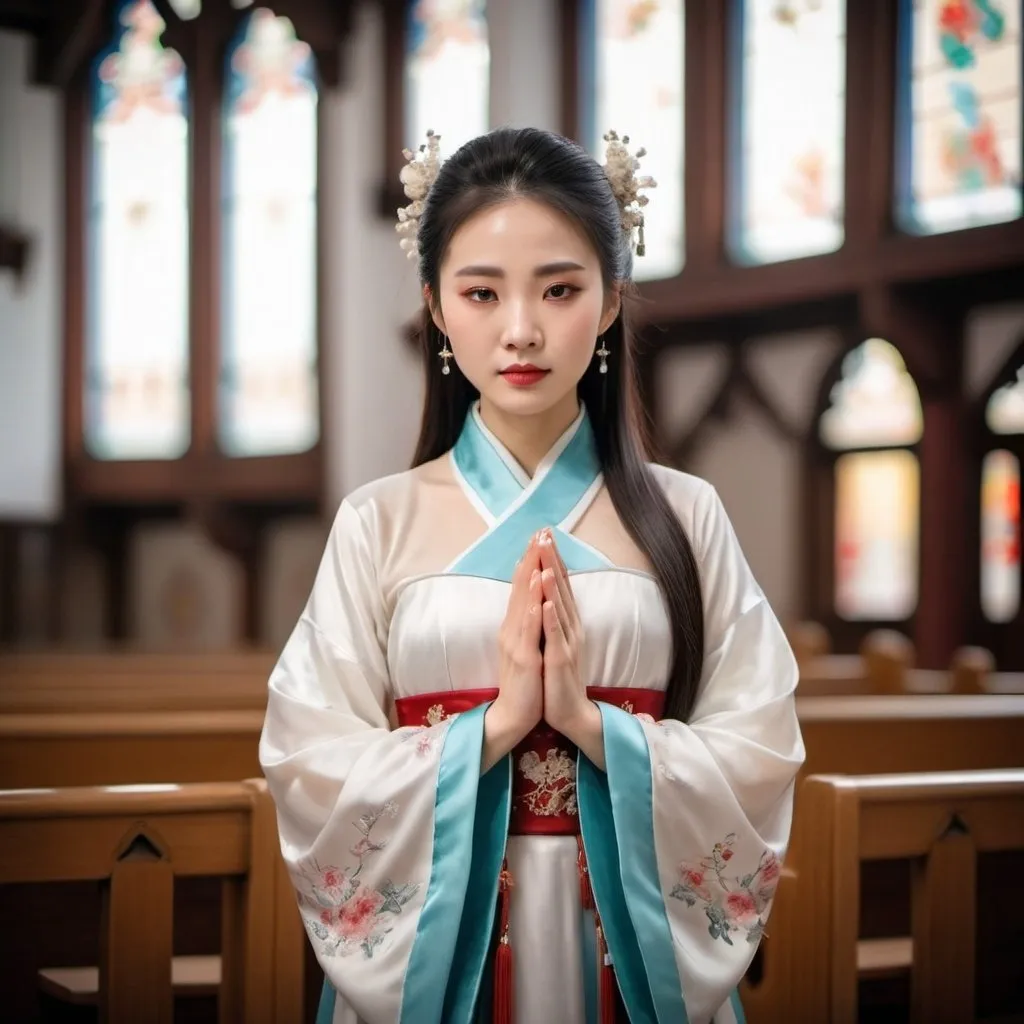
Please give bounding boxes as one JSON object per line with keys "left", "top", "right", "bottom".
{"left": 431, "top": 197, "right": 620, "bottom": 424}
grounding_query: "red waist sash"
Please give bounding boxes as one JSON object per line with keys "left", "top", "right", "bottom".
{"left": 394, "top": 687, "right": 664, "bottom": 836}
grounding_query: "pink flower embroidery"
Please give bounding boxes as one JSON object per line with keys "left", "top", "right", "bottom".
{"left": 725, "top": 890, "right": 758, "bottom": 924}
{"left": 336, "top": 885, "right": 386, "bottom": 942}
{"left": 293, "top": 803, "right": 420, "bottom": 960}
{"left": 669, "top": 833, "right": 781, "bottom": 946}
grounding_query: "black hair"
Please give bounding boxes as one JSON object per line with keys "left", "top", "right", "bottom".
{"left": 409, "top": 127, "right": 704, "bottom": 722}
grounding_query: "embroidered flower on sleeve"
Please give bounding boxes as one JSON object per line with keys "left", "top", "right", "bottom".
{"left": 669, "top": 833, "right": 781, "bottom": 946}
{"left": 292, "top": 802, "right": 420, "bottom": 959}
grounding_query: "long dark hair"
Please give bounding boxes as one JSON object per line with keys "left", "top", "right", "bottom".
{"left": 408, "top": 127, "right": 704, "bottom": 722}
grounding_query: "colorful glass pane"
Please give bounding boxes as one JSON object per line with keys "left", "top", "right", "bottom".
{"left": 986, "top": 366, "right": 1024, "bottom": 434}
{"left": 588, "top": 0, "right": 685, "bottom": 280}
{"left": 87, "top": 0, "right": 189, "bottom": 460}
{"left": 732, "top": 0, "right": 847, "bottom": 264}
{"left": 896, "top": 0, "right": 1022, "bottom": 234}
{"left": 405, "top": 0, "right": 489, "bottom": 160}
{"left": 168, "top": 0, "right": 201, "bottom": 18}
{"left": 819, "top": 338, "right": 924, "bottom": 450}
{"left": 981, "top": 449, "right": 1021, "bottom": 623}
{"left": 221, "top": 9, "right": 319, "bottom": 457}
{"left": 834, "top": 450, "right": 920, "bottom": 621}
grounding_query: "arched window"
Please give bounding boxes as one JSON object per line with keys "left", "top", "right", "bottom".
{"left": 405, "top": 0, "right": 490, "bottom": 158}
{"left": 977, "top": 354, "right": 1023, "bottom": 663}
{"left": 86, "top": 0, "right": 189, "bottom": 459}
{"left": 580, "top": 0, "right": 685, "bottom": 280}
{"left": 817, "top": 338, "right": 923, "bottom": 624}
{"left": 729, "top": 0, "right": 847, "bottom": 264}
{"left": 221, "top": 8, "right": 319, "bottom": 456}
{"left": 895, "top": 0, "right": 1022, "bottom": 235}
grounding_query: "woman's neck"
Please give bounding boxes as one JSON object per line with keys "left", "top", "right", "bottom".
{"left": 478, "top": 394, "right": 580, "bottom": 478}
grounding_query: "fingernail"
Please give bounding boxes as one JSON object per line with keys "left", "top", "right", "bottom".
{"left": 531, "top": 570, "right": 540, "bottom": 585}
{"left": 543, "top": 568, "right": 554, "bottom": 582}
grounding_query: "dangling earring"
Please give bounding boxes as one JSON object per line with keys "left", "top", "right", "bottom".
{"left": 596, "top": 336, "right": 610, "bottom": 374}
{"left": 439, "top": 333, "right": 453, "bottom": 376}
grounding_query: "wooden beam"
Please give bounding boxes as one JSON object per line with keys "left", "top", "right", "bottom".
{"left": 34, "top": 0, "right": 106, "bottom": 88}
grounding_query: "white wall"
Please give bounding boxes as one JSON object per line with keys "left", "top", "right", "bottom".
{"left": 0, "top": 31, "right": 63, "bottom": 520}
{"left": 325, "top": 0, "right": 562, "bottom": 503}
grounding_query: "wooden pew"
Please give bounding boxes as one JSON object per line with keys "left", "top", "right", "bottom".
{"left": 0, "top": 650, "right": 276, "bottom": 713}
{"left": 746, "top": 769, "right": 1024, "bottom": 1024}
{"left": 797, "top": 694, "right": 1024, "bottom": 778}
{"left": 0, "top": 651, "right": 272, "bottom": 788}
{"left": 789, "top": 623, "right": 1024, "bottom": 698}
{"left": 0, "top": 779, "right": 304, "bottom": 1024}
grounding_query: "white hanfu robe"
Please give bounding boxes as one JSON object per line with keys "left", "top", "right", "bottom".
{"left": 259, "top": 403, "right": 805, "bottom": 1024}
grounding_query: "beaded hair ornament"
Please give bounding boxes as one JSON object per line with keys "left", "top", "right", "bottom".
{"left": 395, "top": 128, "right": 657, "bottom": 261}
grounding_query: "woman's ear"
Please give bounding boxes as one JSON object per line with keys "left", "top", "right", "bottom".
{"left": 598, "top": 284, "right": 622, "bottom": 335}
{"left": 424, "top": 284, "right": 446, "bottom": 334}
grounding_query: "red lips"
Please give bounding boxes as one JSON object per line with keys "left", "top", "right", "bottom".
{"left": 500, "top": 364, "right": 550, "bottom": 387}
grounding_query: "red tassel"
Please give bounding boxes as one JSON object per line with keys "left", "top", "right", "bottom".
{"left": 577, "top": 835, "right": 594, "bottom": 910}
{"left": 493, "top": 859, "right": 514, "bottom": 1024}
{"left": 597, "top": 921, "right": 618, "bottom": 1024}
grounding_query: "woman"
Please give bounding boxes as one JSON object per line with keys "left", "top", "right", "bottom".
{"left": 260, "top": 126, "right": 804, "bottom": 1024}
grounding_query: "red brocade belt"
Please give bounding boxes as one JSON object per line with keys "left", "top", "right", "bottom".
{"left": 394, "top": 686, "right": 665, "bottom": 836}
{"left": 394, "top": 687, "right": 664, "bottom": 1024}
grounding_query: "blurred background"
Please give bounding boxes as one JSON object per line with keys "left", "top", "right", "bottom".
{"left": 0, "top": 0, "right": 1021, "bottom": 666}
{"left": 1, "top": 5, "right": 1023, "bottom": 1022}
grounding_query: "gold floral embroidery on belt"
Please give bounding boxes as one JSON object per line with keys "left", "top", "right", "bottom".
{"left": 424, "top": 704, "right": 447, "bottom": 726}
{"left": 517, "top": 748, "right": 578, "bottom": 816}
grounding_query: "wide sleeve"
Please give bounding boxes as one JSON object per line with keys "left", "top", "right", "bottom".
{"left": 259, "top": 499, "right": 511, "bottom": 1024}
{"left": 577, "top": 482, "right": 804, "bottom": 1024}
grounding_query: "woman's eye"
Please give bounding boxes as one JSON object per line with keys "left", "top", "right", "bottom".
{"left": 546, "top": 283, "right": 577, "bottom": 300}
{"left": 466, "top": 287, "right": 496, "bottom": 302}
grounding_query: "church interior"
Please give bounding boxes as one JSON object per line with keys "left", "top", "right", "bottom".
{"left": 0, "top": 0, "right": 1022, "bottom": 1020}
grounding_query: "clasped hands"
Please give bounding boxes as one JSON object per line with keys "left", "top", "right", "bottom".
{"left": 483, "top": 528, "right": 604, "bottom": 771}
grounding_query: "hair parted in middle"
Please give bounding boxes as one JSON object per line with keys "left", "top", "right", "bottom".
{"left": 405, "top": 126, "right": 705, "bottom": 724}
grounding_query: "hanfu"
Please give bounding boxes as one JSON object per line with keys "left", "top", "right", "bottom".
{"left": 260, "top": 402, "right": 804, "bottom": 1024}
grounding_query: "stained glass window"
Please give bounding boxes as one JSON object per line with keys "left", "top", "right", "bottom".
{"left": 834, "top": 451, "right": 921, "bottom": 621}
{"left": 87, "top": 0, "right": 190, "bottom": 460}
{"left": 405, "top": 0, "right": 489, "bottom": 160}
{"left": 221, "top": 9, "right": 319, "bottom": 457}
{"left": 986, "top": 366, "right": 1024, "bottom": 434}
{"left": 981, "top": 449, "right": 1021, "bottom": 622}
{"left": 168, "top": 0, "right": 201, "bottom": 18}
{"left": 821, "top": 338, "right": 923, "bottom": 621}
{"left": 896, "top": 0, "right": 1022, "bottom": 234}
{"left": 731, "top": 0, "right": 847, "bottom": 264}
{"left": 819, "top": 338, "right": 924, "bottom": 450}
{"left": 585, "top": 0, "right": 685, "bottom": 280}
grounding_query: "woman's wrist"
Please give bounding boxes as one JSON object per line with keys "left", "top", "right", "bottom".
{"left": 481, "top": 699, "right": 531, "bottom": 773}
{"left": 555, "top": 700, "right": 606, "bottom": 770}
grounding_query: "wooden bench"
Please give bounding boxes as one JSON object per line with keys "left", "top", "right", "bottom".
{"left": 743, "top": 769, "right": 1024, "bottom": 1023}
{"left": 0, "top": 650, "right": 276, "bottom": 713}
{"left": 0, "top": 710, "right": 264, "bottom": 788}
{"left": 0, "top": 779, "right": 304, "bottom": 1024}
{"left": 789, "top": 623, "right": 1024, "bottom": 697}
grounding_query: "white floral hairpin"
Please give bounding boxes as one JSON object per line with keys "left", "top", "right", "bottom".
{"left": 395, "top": 129, "right": 442, "bottom": 260}
{"left": 394, "top": 128, "right": 656, "bottom": 260}
{"left": 602, "top": 130, "right": 656, "bottom": 257}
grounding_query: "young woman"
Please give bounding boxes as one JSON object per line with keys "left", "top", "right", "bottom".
{"left": 260, "top": 127, "right": 804, "bottom": 1024}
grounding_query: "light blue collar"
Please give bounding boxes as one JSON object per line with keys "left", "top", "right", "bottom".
{"left": 447, "top": 403, "right": 612, "bottom": 582}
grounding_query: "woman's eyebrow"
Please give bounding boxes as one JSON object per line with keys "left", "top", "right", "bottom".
{"left": 453, "top": 260, "right": 587, "bottom": 278}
